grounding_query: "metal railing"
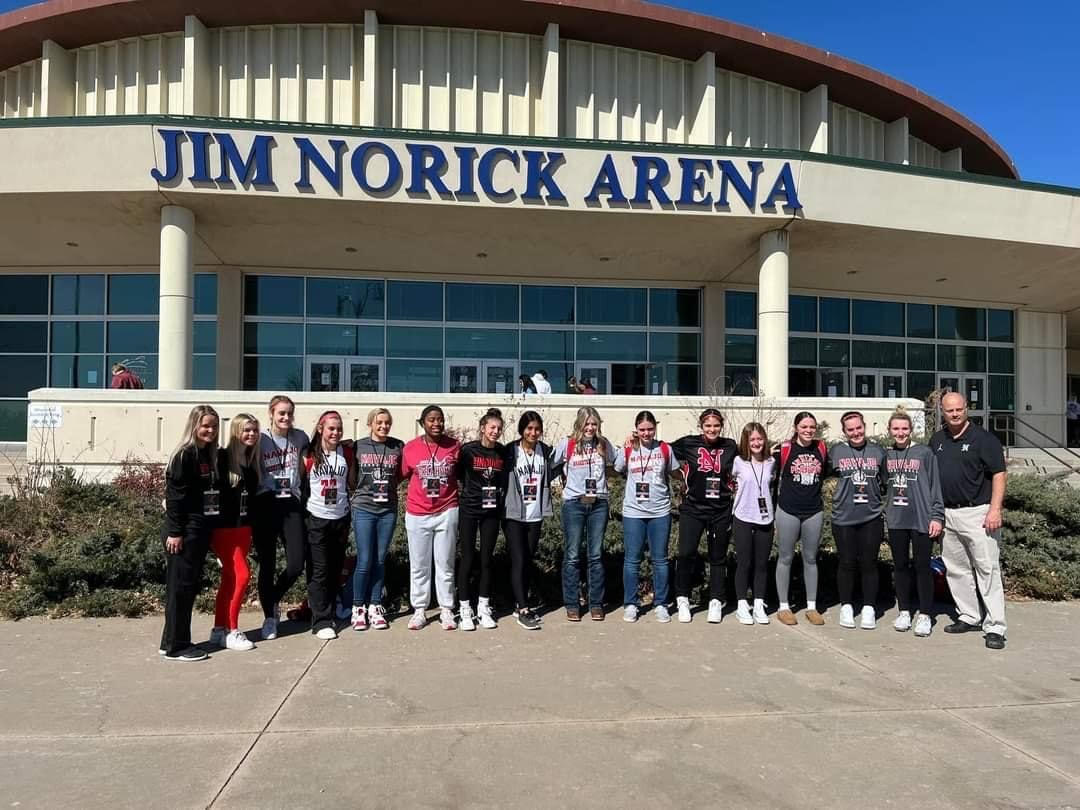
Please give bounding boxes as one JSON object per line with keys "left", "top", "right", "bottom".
{"left": 989, "top": 412, "right": 1080, "bottom": 479}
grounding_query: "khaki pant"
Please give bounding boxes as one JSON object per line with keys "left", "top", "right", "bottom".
{"left": 942, "top": 504, "right": 1007, "bottom": 636}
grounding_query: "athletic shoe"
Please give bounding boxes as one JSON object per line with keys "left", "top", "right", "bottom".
{"left": 805, "top": 610, "right": 825, "bottom": 626}
{"left": 163, "top": 646, "right": 208, "bottom": 662}
{"left": 369, "top": 605, "right": 389, "bottom": 630}
{"left": 225, "top": 630, "right": 255, "bottom": 651}
{"left": 735, "top": 603, "right": 754, "bottom": 625}
{"left": 676, "top": 597, "right": 692, "bottom": 623}
{"left": 408, "top": 608, "right": 427, "bottom": 630}
{"left": 985, "top": 632, "right": 1006, "bottom": 650}
{"left": 477, "top": 602, "right": 497, "bottom": 630}
{"left": 753, "top": 604, "right": 769, "bottom": 625}
{"left": 860, "top": 605, "right": 876, "bottom": 630}
{"left": 893, "top": 610, "right": 912, "bottom": 632}
{"left": 459, "top": 604, "right": 476, "bottom": 631}
{"left": 261, "top": 609, "right": 279, "bottom": 641}
{"left": 913, "top": 613, "right": 932, "bottom": 637}
{"left": 839, "top": 604, "right": 856, "bottom": 629}
{"left": 623, "top": 605, "right": 639, "bottom": 623}
{"left": 777, "top": 609, "right": 797, "bottom": 626}
{"left": 440, "top": 608, "right": 457, "bottom": 630}
{"left": 707, "top": 599, "right": 724, "bottom": 624}
{"left": 158, "top": 648, "right": 166, "bottom": 655}
{"left": 208, "top": 627, "right": 227, "bottom": 648}
{"left": 516, "top": 609, "right": 541, "bottom": 631}
{"left": 590, "top": 606, "right": 605, "bottom": 621}
{"left": 315, "top": 626, "right": 337, "bottom": 641}
{"left": 653, "top": 604, "right": 671, "bottom": 623}
{"left": 943, "top": 620, "right": 981, "bottom": 634}
{"left": 351, "top": 605, "right": 368, "bottom": 631}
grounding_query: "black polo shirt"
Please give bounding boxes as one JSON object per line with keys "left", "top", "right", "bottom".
{"left": 930, "top": 422, "right": 1006, "bottom": 508}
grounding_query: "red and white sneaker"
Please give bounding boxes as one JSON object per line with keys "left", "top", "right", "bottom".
{"left": 351, "top": 605, "right": 367, "bottom": 631}
{"left": 369, "top": 604, "right": 389, "bottom": 630}
{"left": 440, "top": 607, "right": 457, "bottom": 630}
{"left": 407, "top": 608, "right": 427, "bottom": 630}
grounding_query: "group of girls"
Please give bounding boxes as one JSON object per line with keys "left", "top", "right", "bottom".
{"left": 159, "top": 397, "right": 942, "bottom": 662}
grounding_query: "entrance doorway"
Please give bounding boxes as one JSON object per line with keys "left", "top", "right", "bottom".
{"left": 577, "top": 363, "right": 651, "bottom": 395}
{"left": 852, "top": 369, "right": 905, "bottom": 399}
{"left": 306, "top": 357, "right": 383, "bottom": 392}
{"left": 446, "top": 360, "right": 518, "bottom": 394}
{"left": 940, "top": 374, "right": 987, "bottom": 424}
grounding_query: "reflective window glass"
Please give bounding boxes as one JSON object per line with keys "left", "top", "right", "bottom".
{"left": 306, "top": 324, "right": 384, "bottom": 356}
{"left": 907, "top": 372, "right": 937, "bottom": 401}
{"left": 106, "top": 356, "right": 155, "bottom": 388}
{"left": 108, "top": 275, "right": 158, "bottom": 315}
{"left": 789, "top": 336, "right": 817, "bottom": 366}
{"left": 387, "top": 359, "right": 442, "bottom": 393}
{"left": 790, "top": 295, "right": 817, "bottom": 332}
{"left": 937, "top": 344, "right": 986, "bottom": 372}
{"left": 0, "top": 275, "right": 48, "bottom": 315}
{"left": 522, "top": 329, "right": 574, "bottom": 361}
{"left": 0, "top": 322, "right": 47, "bottom": 353}
{"left": 51, "top": 355, "right": 105, "bottom": 388}
{"left": 387, "top": 326, "right": 442, "bottom": 357}
{"left": 852, "top": 340, "right": 905, "bottom": 369}
{"left": 907, "top": 303, "right": 935, "bottom": 338}
{"left": 937, "top": 306, "right": 985, "bottom": 341}
{"left": 988, "top": 309, "right": 1014, "bottom": 343}
{"left": 907, "top": 343, "right": 936, "bottom": 370}
{"left": 243, "top": 356, "right": 303, "bottom": 390}
{"left": 107, "top": 321, "right": 159, "bottom": 353}
{"left": 650, "top": 332, "right": 700, "bottom": 363}
{"left": 820, "top": 298, "right": 850, "bottom": 333}
{"left": 725, "top": 366, "right": 757, "bottom": 395}
{"left": 852, "top": 300, "right": 904, "bottom": 337}
{"left": 0, "top": 356, "right": 46, "bottom": 396}
{"left": 51, "top": 322, "right": 103, "bottom": 354}
{"left": 725, "top": 291, "right": 756, "bottom": 330}
{"left": 522, "top": 286, "right": 574, "bottom": 324}
{"left": 664, "top": 364, "right": 700, "bottom": 395}
{"left": 0, "top": 401, "right": 29, "bottom": 441}
{"left": 306, "top": 278, "right": 385, "bottom": 319}
{"left": 522, "top": 362, "right": 574, "bottom": 390}
{"left": 724, "top": 334, "right": 756, "bottom": 365}
{"left": 577, "top": 330, "right": 646, "bottom": 361}
{"left": 193, "top": 322, "right": 217, "bottom": 354}
{"left": 789, "top": 368, "right": 817, "bottom": 397}
{"left": 577, "top": 287, "right": 646, "bottom": 326}
{"left": 819, "top": 338, "right": 850, "bottom": 366}
{"left": 650, "top": 289, "right": 700, "bottom": 327}
{"left": 52, "top": 274, "right": 105, "bottom": 315}
{"left": 989, "top": 347, "right": 1014, "bottom": 374}
{"left": 193, "top": 356, "right": 216, "bottom": 390}
{"left": 244, "top": 275, "right": 304, "bottom": 317}
{"left": 446, "top": 283, "right": 519, "bottom": 323}
{"left": 388, "top": 281, "right": 442, "bottom": 321}
{"left": 243, "top": 322, "right": 303, "bottom": 355}
{"left": 445, "top": 328, "right": 518, "bottom": 358}
{"left": 194, "top": 273, "right": 218, "bottom": 316}
{"left": 990, "top": 375, "right": 1015, "bottom": 410}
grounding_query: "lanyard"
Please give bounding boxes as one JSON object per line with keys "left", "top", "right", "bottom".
{"left": 635, "top": 442, "right": 657, "bottom": 482}
{"left": 891, "top": 445, "right": 911, "bottom": 482}
{"left": 423, "top": 437, "right": 443, "bottom": 477}
{"left": 581, "top": 441, "right": 597, "bottom": 478}
{"left": 271, "top": 431, "right": 291, "bottom": 475}
{"left": 372, "top": 439, "right": 390, "bottom": 479}
{"left": 750, "top": 457, "right": 766, "bottom": 496}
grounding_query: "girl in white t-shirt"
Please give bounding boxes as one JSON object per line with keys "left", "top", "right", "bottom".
{"left": 731, "top": 422, "right": 777, "bottom": 625}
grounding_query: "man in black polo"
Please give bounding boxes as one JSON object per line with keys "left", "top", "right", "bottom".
{"left": 931, "top": 392, "right": 1008, "bottom": 650}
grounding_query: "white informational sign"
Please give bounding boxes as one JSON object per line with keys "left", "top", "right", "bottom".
{"left": 459, "top": 375, "right": 468, "bottom": 387}
{"left": 652, "top": 382, "right": 659, "bottom": 394}
{"left": 495, "top": 381, "right": 505, "bottom": 394}
{"left": 827, "top": 385, "right": 838, "bottom": 397}
{"left": 321, "top": 371, "right": 331, "bottom": 385}
{"left": 887, "top": 388, "right": 897, "bottom": 398}
{"left": 28, "top": 403, "right": 62, "bottom": 428}
{"left": 860, "top": 382, "right": 868, "bottom": 395}
{"left": 970, "top": 389, "right": 979, "bottom": 403}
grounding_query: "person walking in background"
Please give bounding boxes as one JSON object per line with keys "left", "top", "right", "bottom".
{"left": 519, "top": 374, "right": 537, "bottom": 395}
{"left": 110, "top": 362, "right": 144, "bottom": 389}
{"left": 731, "top": 422, "right": 776, "bottom": 626}
{"left": 531, "top": 370, "right": 552, "bottom": 395}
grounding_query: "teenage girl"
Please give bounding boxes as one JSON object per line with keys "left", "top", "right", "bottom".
{"left": 730, "top": 422, "right": 776, "bottom": 625}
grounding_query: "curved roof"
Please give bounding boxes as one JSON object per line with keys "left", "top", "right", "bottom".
{"left": 0, "top": 0, "right": 1017, "bottom": 178}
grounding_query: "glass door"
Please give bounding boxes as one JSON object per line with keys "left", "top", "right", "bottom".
{"left": 484, "top": 362, "right": 517, "bottom": 395}
{"left": 853, "top": 369, "right": 877, "bottom": 398}
{"left": 307, "top": 357, "right": 343, "bottom": 392}
{"left": 578, "top": 365, "right": 609, "bottom": 394}
{"left": 881, "top": 373, "right": 904, "bottom": 399}
{"left": 447, "top": 361, "right": 480, "bottom": 393}
{"left": 819, "top": 368, "right": 847, "bottom": 398}
{"left": 347, "top": 359, "right": 382, "bottom": 392}
{"left": 964, "top": 375, "right": 987, "bottom": 424}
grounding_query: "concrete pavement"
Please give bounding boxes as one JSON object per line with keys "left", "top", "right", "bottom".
{"left": 1, "top": 601, "right": 1078, "bottom": 809}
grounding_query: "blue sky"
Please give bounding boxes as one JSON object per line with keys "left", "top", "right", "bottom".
{"left": 2, "top": 0, "right": 1077, "bottom": 186}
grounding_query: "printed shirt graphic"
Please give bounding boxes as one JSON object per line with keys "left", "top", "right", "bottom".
{"left": 883, "top": 444, "right": 944, "bottom": 531}
{"left": 731, "top": 456, "right": 776, "bottom": 525}
{"left": 828, "top": 442, "right": 887, "bottom": 525}
{"left": 401, "top": 435, "right": 460, "bottom": 515}
{"left": 258, "top": 428, "right": 310, "bottom": 497}
{"left": 306, "top": 448, "right": 350, "bottom": 520}
{"left": 551, "top": 437, "right": 617, "bottom": 500}
{"left": 671, "top": 435, "right": 737, "bottom": 519}
{"left": 350, "top": 436, "right": 404, "bottom": 514}
{"left": 457, "top": 441, "right": 507, "bottom": 515}
{"left": 514, "top": 445, "right": 545, "bottom": 523}
{"left": 614, "top": 441, "right": 679, "bottom": 518}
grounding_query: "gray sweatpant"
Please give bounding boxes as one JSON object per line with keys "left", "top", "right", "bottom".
{"left": 775, "top": 508, "right": 824, "bottom": 605}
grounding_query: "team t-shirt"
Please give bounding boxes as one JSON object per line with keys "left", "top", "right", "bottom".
{"left": 550, "top": 437, "right": 617, "bottom": 500}
{"left": 457, "top": 440, "right": 507, "bottom": 516}
{"left": 773, "top": 440, "right": 827, "bottom": 519}
{"left": 670, "top": 434, "right": 738, "bottom": 519}
{"left": 513, "top": 444, "right": 545, "bottom": 523}
{"left": 306, "top": 447, "right": 350, "bottom": 520}
{"left": 350, "top": 436, "right": 403, "bottom": 515}
{"left": 731, "top": 456, "right": 776, "bottom": 525}
{"left": 613, "top": 441, "right": 679, "bottom": 519}
{"left": 401, "top": 435, "right": 460, "bottom": 515}
{"left": 258, "top": 428, "right": 309, "bottom": 499}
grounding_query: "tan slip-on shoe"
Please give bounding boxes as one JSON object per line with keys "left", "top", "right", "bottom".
{"left": 777, "top": 609, "right": 798, "bottom": 626}
{"left": 805, "top": 609, "right": 825, "bottom": 626}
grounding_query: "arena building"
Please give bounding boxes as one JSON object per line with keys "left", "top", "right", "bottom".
{"left": 0, "top": 0, "right": 1077, "bottom": 464}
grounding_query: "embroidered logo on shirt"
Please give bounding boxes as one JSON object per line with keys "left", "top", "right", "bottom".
{"left": 961, "top": 444, "right": 970, "bottom": 452}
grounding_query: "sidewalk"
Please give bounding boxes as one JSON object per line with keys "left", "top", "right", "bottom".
{"left": 1, "top": 601, "right": 1079, "bottom": 809}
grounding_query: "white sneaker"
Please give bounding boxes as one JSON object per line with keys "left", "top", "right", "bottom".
{"left": 459, "top": 604, "right": 476, "bottom": 631}
{"left": 261, "top": 613, "right": 278, "bottom": 641}
{"left": 839, "top": 604, "right": 855, "bottom": 628}
{"left": 735, "top": 603, "right": 754, "bottom": 625}
{"left": 623, "top": 604, "right": 639, "bottom": 623}
{"left": 753, "top": 604, "right": 769, "bottom": 625}
{"left": 913, "top": 613, "right": 932, "bottom": 637}
{"left": 676, "top": 596, "right": 692, "bottom": 623}
{"left": 351, "top": 605, "right": 368, "bottom": 631}
{"left": 369, "top": 604, "right": 389, "bottom": 630}
{"left": 653, "top": 604, "right": 671, "bottom": 623}
{"left": 408, "top": 608, "right": 427, "bottom": 630}
{"left": 208, "top": 627, "right": 226, "bottom": 648}
{"left": 440, "top": 608, "right": 457, "bottom": 630}
{"left": 225, "top": 630, "right": 255, "bottom": 651}
{"left": 707, "top": 599, "right": 724, "bottom": 624}
{"left": 477, "top": 602, "right": 497, "bottom": 629}
{"left": 893, "top": 610, "right": 912, "bottom": 632}
{"left": 315, "top": 626, "right": 337, "bottom": 640}
{"left": 860, "top": 605, "right": 876, "bottom": 630}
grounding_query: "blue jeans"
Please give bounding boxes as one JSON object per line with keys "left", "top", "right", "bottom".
{"left": 622, "top": 515, "right": 671, "bottom": 607}
{"left": 561, "top": 498, "right": 609, "bottom": 610}
{"left": 350, "top": 508, "right": 396, "bottom": 607}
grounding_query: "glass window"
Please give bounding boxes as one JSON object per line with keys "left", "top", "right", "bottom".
{"left": 387, "top": 326, "right": 441, "bottom": 358}
{"left": 51, "top": 354, "right": 105, "bottom": 388}
{"left": 789, "top": 336, "right": 816, "bottom": 366}
{"left": 820, "top": 298, "right": 850, "bottom": 333}
{"left": 650, "top": 289, "right": 700, "bottom": 327}
{"left": 522, "top": 362, "right": 574, "bottom": 390}
{"left": 51, "top": 322, "right": 104, "bottom": 354}
{"left": 0, "top": 322, "right": 47, "bottom": 352}
{"left": 193, "top": 322, "right": 217, "bottom": 355}
{"left": 852, "top": 300, "right": 904, "bottom": 337}
{"left": 445, "top": 328, "right": 519, "bottom": 358}
{"left": 108, "top": 274, "right": 158, "bottom": 315}
{"left": 522, "top": 285, "right": 574, "bottom": 324}
{"left": 937, "top": 345, "right": 986, "bottom": 373}
{"left": 789, "top": 367, "right": 817, "bottom": 397}
{"left": 522, "top": 329, "right": 574, "bottom": 361}
{"left": 907, "top": 343, "right": 935, "bottom": 371}
{"left": 0, "top": 275, "right": 48, "bottom": 315}
{"left": 990, "top": 375, "right": 1015, "bottom": 410}
{"left": 907, "top": 303, "right": 935, "bottom": 338}
{"left": 243, "top": 322, "right": 303, "bottom": 355}
{"left": 243, "top": 356, "right": 303, "bottom": 390}
{"left": 577, "top": 330, "right": 646, "bottom": 361}
{"left": 106, "top": 355, "right": 157, "bottom": 389}
{"left": 245, "top": 275, "right": 304, "bottom": 317}
{"left": 650, "top": 332, "right": 700, "bottom": 363}
{"left": 819, "top": 338, "right": 850, "bottom": 366}
{"left": 387, "top": 359, "right": 442, "bottom": 393}
{"left": 306, "top": 278, "right": 385, "bottom": 319}
{"left": 988, "top": 309, "right": 1014, "bottom": 343}
{"left": 989, "top": 347, "right": 1014, "bottom": 374}
{"left": 937, "top": 306, "right": 985, "bottom": 341}
{"left": 107, "top": 321, "right": 158, "bottom": 353}
{"left": 725, "top": 291, "right": 756, "bottom": 330}
{"left": 306, "top": 324, "right": 384, "bottom": 356}
{"left": 577, "top": 287, "right": 646, "bottom": 326}
{"left": 52, "top": 274, "right": 105, "bottom": 315}
{"left": 724, "top": 334, "right": 756, "bottom": 365}
{"left": 194, "top": 273, "right": 217, "bottom": 316}
{"left": 790, "top": 295, "right": 817, "bottom": 332}
{"left": 193, "top": 356, "right": 216, "bottom": 390}
{"left": 724, "top": 366, "right": 757, "bottom": 395}
{"left": 388, "top": 281, "right": 442, "bottom": 321}
{"left": 0, "top": 400, "right": 29, "bottom": 442}
{"left": 0, "top": 356, "right": 46, "bottom": 396}
{"left": 446, "top": 283, "right": 518, "bottom": 323}
{"left": 852, "top": 340, "right": 905, "bottom": 369}
{"left": 665, "top": 364, "right": 700, "bottom": 395}
{"left": 907, "top": 372, "right": 937, "bottom": 401}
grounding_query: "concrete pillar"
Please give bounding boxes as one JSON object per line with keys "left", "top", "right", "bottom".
{"left": 40, "top": 40, "right": 75, "bottom": 116}
{"left": 943, "top": 147, "right": 963, "bottom": 172}
{"left": 800, "top": 84, "right": 828, "bottom": 153}
{"left": 184, "top": 15, "right": 211, "bottom": 116}
{"left": 702, "top": 282, "right": 725, "bottom": 395}
{"left": 1016, "top": 310, "right": 1066, "bottom": 446}
{"left": 689, "top": 51, "right": 716, "bottom": 145}
{"left": 216, "top": 267, "right": 243, "bottom": 389}
{"left": 757, "top": 230, "right": 789, "bottom": 397}
{"left": 360, "top": 10, "right": 378, "bottom": 126}
{"left": 539, "top": 23, "right": 560, "bottom": 136}
{"left": 885, "top": 117, "right": 909, "bottom": 165}
{"left": 159, "top": 206, "right": 195, "bottom": 390}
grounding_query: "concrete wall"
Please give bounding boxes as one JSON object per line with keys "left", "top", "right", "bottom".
{"left": 1016, "top": 310, "right": 1067, "bottom": 446}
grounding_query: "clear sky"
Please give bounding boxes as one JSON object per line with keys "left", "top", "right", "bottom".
{"left": 1, "top": 0, "right": 1077, "bottom": 187}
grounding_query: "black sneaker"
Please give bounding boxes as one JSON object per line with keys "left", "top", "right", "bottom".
{"left": 163, "top": 646, "right": 209, "bottom": 662}
{"left": 943, "top": 620, "right": 982, "bottom": 634}
{"left": 516, "top": 609, "right": 542, "bottom": 631}
{"left": 985, "top": 632, "right": 1006, "bottom": 650}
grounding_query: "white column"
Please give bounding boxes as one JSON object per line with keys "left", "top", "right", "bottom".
{"left": 159, "top": 206, "right": 195, "bottom": 390}
{"left": 361, "top": 10, "right": 378, "bottom": 126}
{"left": 688, "top": 51, "right": 716, "bottom": 145}
{"left": 184, "top": 15, "right": 211, "bottom": 116}
{"left": 885, "top": 117, "right": 909, "bottom": 165}
{"left": 41, "top": 40, "right": 75, "bottom": 116}
{"left": 758, "top": 229, "right": 789, "bottom": 398}
{"left": 539, "top": 23, "right": 560, "bottom": 136}
{"left": 943, "top": 147, "right": 963, "bottom": 172}
{"left": 800, "top": 84, "right": 828, "bottom": 154}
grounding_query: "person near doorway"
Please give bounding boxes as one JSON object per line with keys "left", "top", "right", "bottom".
{"left": 1067, "top": 394, "right": 1080, "bottom": 447}
{"left": 531, "top": 369, "right": 552, "bottom": 395}
{"left": 580, "top": 378, "right": 597, "bottom": 395}
{"left": 518, "top": 374, "right": 537, "bottom": 395}
{"left": 110, "top": 362, "right": 144, "bottom": 389}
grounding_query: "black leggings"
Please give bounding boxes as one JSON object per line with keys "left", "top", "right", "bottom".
{"left": 307, "top": 514, "right": 350, "bottom": 632}
{"left": 160, "top": 525, "right": 210, "bottom": 654}
{"left": 888, "top": 529, "right": 933, "bottom": 615}
{"left": 457, "top": 511, "right": 500, "bottom": 603}
{"left": 675, "top": 512, "right": 731, "bottom": 601}
{"left": 505, "top": 519, "right": 542, "bottom": 610}
{"left": 733, "top": 517, "right": 772, "bottom": 601}
{"left": 834, "top": 518, "right": 883, "bottom": 607}
{"left": 254, "top": 493, "right": 308, "bottom": 617}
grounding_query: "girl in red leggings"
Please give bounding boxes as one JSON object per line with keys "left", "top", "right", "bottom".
{"left": 209, "top": 413, "right": 262, "bottom": 652}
